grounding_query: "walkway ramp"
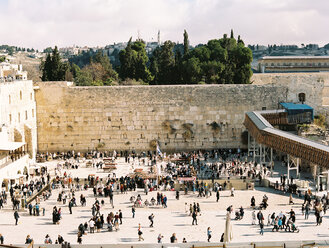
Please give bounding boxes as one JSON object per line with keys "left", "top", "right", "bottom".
{"left": 244, "top": 110, "right": 329, "bottom": 167}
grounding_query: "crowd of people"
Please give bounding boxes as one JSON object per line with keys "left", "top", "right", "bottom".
{"left": 0, "top": 149, "right": 326, "bottom": 245}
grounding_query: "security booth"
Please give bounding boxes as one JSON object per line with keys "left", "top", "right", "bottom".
{"left": 318, "top": 172, "right": 329, "bottom": 192}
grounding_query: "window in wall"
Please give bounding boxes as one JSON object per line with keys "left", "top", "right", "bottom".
{"left": 298, "top": 93, "right": 306, "bottom": 104}
{"left": 32, "top": 109, "right": 34, "bottom": 118}
{"left": 9, "top": 114, "right": 12, "bottom": 124}
{"left": 20, "top": 91, "right": 22, "bottom": 100}
{"left": 318, "top": 63, "right": 322, "bottom": 66}
{"left": 25, "top": 110, "right": 28, "bottom": 120}
{"left": 18, "top": 113, "right": 20, "bottom": 123}
{"left": 271, "top": 63, "right": 274, "bottom": 66}
{"left": 277, "top": 63, "right": 280, "bottom": 66}
{"left": 9, "top": 95, "right": 11, "bottom": 104}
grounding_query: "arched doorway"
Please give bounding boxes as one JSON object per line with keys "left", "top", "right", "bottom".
{"left": 1, "top": 179, "right": 9, "bottom": 191}
{"left": 24, "top": 124, "right": 33, "bottom": 158}
{"left": 14, "top": 128, "right": 23, "bottom": 142}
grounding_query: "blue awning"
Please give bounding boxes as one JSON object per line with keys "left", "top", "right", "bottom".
{"left": 280, "top": 102, "right": 314, "bottom": 120}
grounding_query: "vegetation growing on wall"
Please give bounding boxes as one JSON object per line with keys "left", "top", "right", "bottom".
{"left": 314, "top": 114, "right": 326, "bottom": 128}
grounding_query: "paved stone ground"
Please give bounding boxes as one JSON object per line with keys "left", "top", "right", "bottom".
{"left": 0, "top": 159, "right": 328, "bottom": 245}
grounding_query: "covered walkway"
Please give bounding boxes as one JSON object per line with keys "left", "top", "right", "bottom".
{"left": 244, "top": 108, "right": 329, "bottom": 168}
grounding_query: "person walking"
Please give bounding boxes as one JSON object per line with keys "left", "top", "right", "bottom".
{"left": 192, "top": 211, "right": 198, "bottom": 225}
{"left": 14, "top": 210, "right": 19, "bottom": 225}
{"left": 138, "top": 223, "right": 144, "bottom": 241}
{"left": 260, "top": 219, "right": 264, "bottom": 235}
{"left": 157, "top": 233, "right": 163, "bottom": 243}
{"left": 216, "top": 191, "right": 220, "bottom": 202}
{"left": 305, "top": 203, "right": 310, "bottom": 220}
{"left": 207, "top": 227, "right": 212, "bottom": 242}
{"left": 149, "top": 213, "right": 154, "bottom": 227}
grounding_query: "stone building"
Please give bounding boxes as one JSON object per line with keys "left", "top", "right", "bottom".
{"left": 258, "top": 56, "right": 329, "bottom": 73}
{"left": 0, "top": 78, "right": 37, "bottom": 190}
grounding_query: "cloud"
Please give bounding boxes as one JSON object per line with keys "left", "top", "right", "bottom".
{"left": 0, "top": 0, "right": 328, "bottom": 49}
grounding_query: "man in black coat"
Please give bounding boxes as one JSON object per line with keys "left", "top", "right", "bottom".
{"left": 14, "top": 210, "right": 19, "bottom": 225}
{"left": 257, "top": 210, "right": 263, "bottom": 225}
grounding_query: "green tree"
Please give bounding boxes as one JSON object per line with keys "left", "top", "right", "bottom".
{"left": 40, "top": 46, "right": 67, "bottom": 81}
{"left": 183, "top": 30, "right": 189, "bottom": 56}
{"left": 150, "top": 41, "right": 176, "bottom": 84}
{"left": 92, "top": 50, "right": 118, "bottom": 82}
{"left": 119, "top": 38, "right": 153, "bottom": 82}
{"left": 74, "top": 70, "right": 93, "bottom": 86}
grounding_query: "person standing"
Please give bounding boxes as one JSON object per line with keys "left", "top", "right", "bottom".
{"left": 216, "top": 191, "right": 220, "bottom": 202}
{"left": 14, "top": 210, "right": 19, "bottom": 225}
{"left": 69, "top": 200, "right": 73, "bottom": 214}
{"left": 170, "top": 233, "right": 177, "bottom": 243}
{"left": 89, "top": 218, "right": 95, "bottom": 233}
{"left": 257, "top": 210, "right": 263, "bottom": 225}
{"left": 132, "top": 206, "right": 135, "bottom": 218}
{"left": 207, "top": 227, "right": 212, "bottom": 242}
{"left": 138, "top": 223, "right": 144, "bottom": 241}
{"left": 0, "top": 234, "right": 4, "bottom": 244}
{"left": 25, "top": 235, "right": 33, "bottom": 244}
{"left": 119, "top": 210, "right": 123, "bottom": 224}
{"left": 252, "top": 210, "right": 256, "bottom": 225}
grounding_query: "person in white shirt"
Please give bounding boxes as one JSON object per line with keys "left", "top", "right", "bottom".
{"left": 89, "top": 219, "right": 95, "bottom": 233}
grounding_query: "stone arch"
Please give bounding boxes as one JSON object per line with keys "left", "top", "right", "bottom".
{"left": 1, "top": 179, "right": 9, "bottom": 191}
{"left": 14, "top": 128, "right": 23, "bottom": 142}
{"left": 24, "top": 124, "right": 33, "bottom": 158}
{"left": 23, "top": 166, "right": 28, "bottom": 175}
{"left": 298, "top": 92, "right": 306, "bottom": 104}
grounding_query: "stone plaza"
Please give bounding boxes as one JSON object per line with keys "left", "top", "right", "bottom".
{"left": 0, "top": 158, "right": 328, "bottom": 246}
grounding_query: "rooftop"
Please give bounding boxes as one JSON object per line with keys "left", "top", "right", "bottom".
{"left": 260, "top": 56, "right": 329, "bottom": 60}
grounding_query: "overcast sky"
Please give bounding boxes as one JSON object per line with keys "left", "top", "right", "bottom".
{"left": 0, "top": 0, "right": 328, "bottom": 49}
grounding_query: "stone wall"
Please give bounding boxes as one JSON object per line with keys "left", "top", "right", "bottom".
{"left": 35, "top": 82, "right": 287, "bottom": 152}
{"left": 252, "top": 72, "right": 329, "bottom": 120}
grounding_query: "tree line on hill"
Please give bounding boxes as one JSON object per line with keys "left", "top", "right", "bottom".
{"left": 0, "top": 45, "right": 37, "bottom": 55}
{"left": 40, "top": 30, "right": 253, "bottom": 85}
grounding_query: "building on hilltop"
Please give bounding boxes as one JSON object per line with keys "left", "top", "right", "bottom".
{"left": 0, "top": 63, "right": 37, "bottom": 191}
{"left": 258, "top": 56, "right": 329, "bottom": 73}
{"left": 0, "top": 62, "right": 28, "bottom": 81}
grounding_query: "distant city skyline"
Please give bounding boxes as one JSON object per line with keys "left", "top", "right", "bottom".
{"left": 0, "top": 0, "right": 328, "bottom": 50}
